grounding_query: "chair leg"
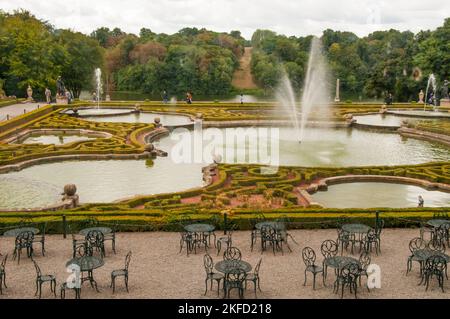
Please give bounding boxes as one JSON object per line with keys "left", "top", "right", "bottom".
{"left": 303, "top": 270, "right": 307, "bottom": 286}
{"left": 204, "top": 279, "right": 208, "bottom": 295}
{"left": 112, "top": 276, "right": 116, "bottom": 293}
{"left": 125, "top": 275, "right": 129, "bottom": 293}
{"left": 313, "top": 273, "right": 317, "bottom": 290}
{"left": 39, "top": 282, "right": 42, "bottom": 299}
{"left": 35, "top": 280, "right": 39, "bottom": 296}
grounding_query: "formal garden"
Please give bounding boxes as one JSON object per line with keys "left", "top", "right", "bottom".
{"left": 0, "top": 9, "right": 449, "bottom": 300}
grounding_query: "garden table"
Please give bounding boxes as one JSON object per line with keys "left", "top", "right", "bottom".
{"left": 427, "top": 220, "right": 450, "bottom": 228}
{"left": 184, "top": 224, "right": 215, "bottom": 250}
{"left": 184, "top": 224, "right": 215, "bottom": 233}
{"left": 215, "top": 260, "right": 252, "bottom": 275}
{"left": 341, "top": 224, "right": 372, "bottom": 253}
{"left": 66, "top": 256, "right": 105, "bottom": 292}
{"left": 79, "top": 227, "right": 112, "bottom": 236}
{"left": 255, "top": 222, "right": 285, "bottom": 231}
{"left": 413, "top": 249, "right": 450, "bottom": 263}
{"left": 3, "top": 227, "right": 40, "bottom": 237}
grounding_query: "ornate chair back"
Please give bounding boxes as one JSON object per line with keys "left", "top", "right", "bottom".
{"left": 223, "top": 247, "right": 242, "bottom": 261}
{"left": 302, "top": 247, "right": 317, "bottom": 267}
{"left": 124, "top": 251, "right": 132, "bottom": 271}
{"left": 203, "top": 254, "right": 214, "bottom": 274}
{"left": 409, "top": 237, "right": 426, "bottom": 253}
{"left": 320, "top": 240, "right": 338, "bottom": 259}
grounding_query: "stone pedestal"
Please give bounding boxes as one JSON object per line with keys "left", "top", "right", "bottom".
{"left": 56, "top": 95, "right": 68, "bottom": 105}
{"left": 440, "top": 99, "right": 450, "bottom": 107}
{"left": 105, "top": 95, "right": 111, "bottom": 101}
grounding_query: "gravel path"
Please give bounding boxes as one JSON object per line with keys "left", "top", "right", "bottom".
{"left": 0, "top": 228, "right": 448, "bottom": 299}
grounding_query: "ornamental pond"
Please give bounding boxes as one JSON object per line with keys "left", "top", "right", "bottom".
{"left": 0, "top": 123, "right": 449, "bottom": 210}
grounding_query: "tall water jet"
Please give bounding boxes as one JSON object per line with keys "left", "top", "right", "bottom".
{"left": 424, "top": 73, "right": 436, "bottom": 110}
{"left": 95, "top": 68, "right": 103, "bottom": 109}
{"left": 299, "top": 37, "right": 330, "bottom": 142}
{"left": 276, "top": 70, "right": 300, "bottom": 140}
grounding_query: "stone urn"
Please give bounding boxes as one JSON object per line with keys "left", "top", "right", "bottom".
{"left": 380, "top": 105, "right": 388, "bottom": 114}
{"left": 105, "top": 94, "right": 111, "bottom": 102}
{"left": 145, "top": 143, "right": 155, "bottom": 152}
{"left": 196, "top": 113, "right": 203, "bottom": 120}
{"left": 64, "top": 184, "right": 77, "bottom": 196}
{"left": 213, "top": 154, "right": 223, "bottom": 164}
{"left": 154, "top": 117, "right": 162, "bottom": 128}
{"left": 134, "top": 104, "right": 142, "bottom": 113}
{"left": 401, "top": 119, "right": 409, "bottom": 127}
{"left": 62, "top": 184, "right": 79, "bottom": 208}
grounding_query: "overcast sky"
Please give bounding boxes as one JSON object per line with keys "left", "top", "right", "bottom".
{"left": 1, "top": 0, "right": 449, "bottom": 39}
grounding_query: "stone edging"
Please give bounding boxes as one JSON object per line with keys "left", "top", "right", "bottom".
{"left": 2, "top": 128, "right": 113, "bottom": 144}
{"left": 0, "top": 153, "right": 149, "bottom": 175}
{"left": 0, "top": 199, "right": 76, "bottom": 213}
{"left": 398, "top": 127, "right": 450, "bottom": 147}
{"left": 304, "top": 175, "right": 450, "bottom": 207}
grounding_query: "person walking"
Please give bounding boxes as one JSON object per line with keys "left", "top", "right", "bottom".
{"left": 162, "top": 90, "right": 169, "bottom": 104}
{"left": 186, "top": 91, "right": 193, "bottom": 104}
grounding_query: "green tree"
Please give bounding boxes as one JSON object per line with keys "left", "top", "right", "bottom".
{"left": 57, "top": 30, "right": 104, "bottom": 98}
{"left": 0, "top": 10, "right": 64, "bottom": 97}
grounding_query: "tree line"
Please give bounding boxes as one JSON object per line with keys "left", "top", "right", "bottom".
{"left": 251, "top": 18, "right": 449, "bottom": 102}
{"left": 0, "top": 10, "right": 448, "bottom": 102}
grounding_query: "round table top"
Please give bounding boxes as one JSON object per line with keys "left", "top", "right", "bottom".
{"left": 79, "top": 227, "right": 112, "bottom": 236}
{"left": 255, "top": 222, "right": 284, "bottom": 231}
{"left": 3, "top": 227, "right": 40, "bottom": 237}
{"left": 427, "top": 219, "right": 450, "bottom": 228}
{"left": 184, "top": 224, "right": 215, "bottom": 233}
{"left": 342, "top": 224, "right": 372, "bottom": 234}
{"left": 327, "top": 256, "right": 360, "bottom": 269}
{"left": 413, "top": 249, "right": 450, "bottom": 262}
{"left": 215, "top": 260, "right": 252, "bottom": 274}
{"left": 66, "top": 256, "right": 105, "bottom": 272}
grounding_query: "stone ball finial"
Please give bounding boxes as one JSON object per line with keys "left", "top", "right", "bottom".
{"left": 213, "top": 154, "right": 223, "bottom": 164}
{"left": 154, "top": 117, "right": 161, "bottom": 124}
{"left": 196, "top": 113, "right": 203, "bottom": 119}
{"left": 64, "top": 184, "right": 77, "bottom": 197}
{"left": 145, "top": 143, "right": 155, "bottom": 152}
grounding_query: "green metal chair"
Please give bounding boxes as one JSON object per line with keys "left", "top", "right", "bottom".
{"left": 111, "top": 251, "right": 132, "bottom": 293}
{"left": 0, "top": 254, "right": 8, "bottom": 294}
{"left": 13, "top": 231, "right": 34, "bottom": 264}
{"left": 203, "top": 254, "right": 224, "bottom": 296}
{"left": 103, "top": 222, "right": 118, "bottom": 254}
{"left": 32, "top": 259, "right": 56, "bottom": 299}
{"left": 223, "top": 267, "right": 247, "bottom": 299}
{"left": 302, "top": 247, "right": 323, "bottom": 290}
{"left": 245, "top": 258, "right": 262, "bottom": 297}
{"left": 32, "top": 222, "right": 47, "bottom": 256}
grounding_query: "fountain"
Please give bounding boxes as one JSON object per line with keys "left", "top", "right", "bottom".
{"left": 276, "top": 70, "right": 300, "bottom": 140}
{"left": 276, "top": 37, "right": 331, "bottom": 143}
{"left": 299, "top": 37, "right": 331, "bottom": 142}
{"left": 424, "top": 73, "right": 437, "bottom": 111}
{"left": 95, "top": 68, "right": 103, "bottom": 109}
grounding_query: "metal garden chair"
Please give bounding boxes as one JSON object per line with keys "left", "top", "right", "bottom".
{"left": 203, "top": 254, "right": 224, "bottom": 296}
{"left": 111, "top": 251, "right": 132, "bottom": 293}
{"left": 302, "top": 247, "right": 323, "bottom": 290}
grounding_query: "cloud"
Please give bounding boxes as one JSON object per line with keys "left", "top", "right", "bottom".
{"left": 1, "top": 0, "right": 449, "bottom": 38}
